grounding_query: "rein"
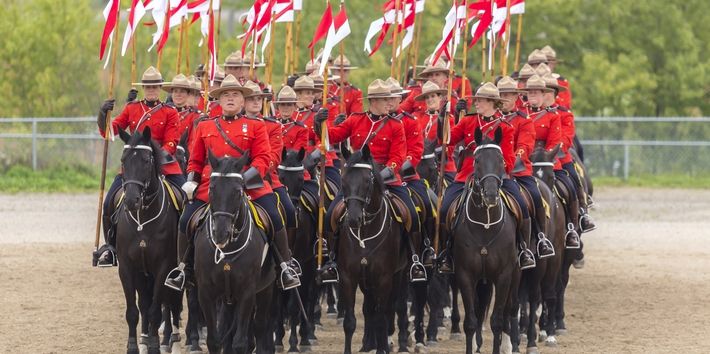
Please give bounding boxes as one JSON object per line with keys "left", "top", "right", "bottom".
{"left": 344, "top": 162, "right": 392, "bottom": 249}
{"left": 207, "top": 172, "right": 254, "bottom": 264}
{"left": 121, "top": 144, "right": 167, "bottom": 231}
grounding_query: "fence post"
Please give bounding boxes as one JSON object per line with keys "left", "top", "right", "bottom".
{"left": 31, "top": 119, "right": 38, "bottom": 170}
{"left": 623, "top": 144, "right": 630, "bottom": 181}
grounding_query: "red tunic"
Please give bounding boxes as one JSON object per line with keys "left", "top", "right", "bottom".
{"left": 414, "top": 110, "right": 457, "bottom": 174}
{"left": 177, "top": 107, "right": 202, "bottom": 144}
{"left": 262, "top": 116, "right": 284, "bottom": 189}
{"left": 101, "top": 100, "right": 182, "bottom": 175}
{"left": 399, "top": 84, "right": 427, "bottom": 115}
{"left": 326, "top": 112, "right": 407, "bottom": 185}
{"left": 555, "top": 105, "right": 576, "bottom": 165}
{"left": 294, "top": 108, "right": 336, "bottom": 167}
{"left": 398, "top": 110, "right": 424, "bottom": 181}
{"left": 556, "top": 77, "right": 572, "bottom": 109}
{"left": 187, "top": 116, "right": 273, "bottom": 202}
{"left": 328, "top": 82, "right": 364, "bottom": 115}
{"left": 448, "top": 113, "right": 516, "bottom": 183}
{"left": 525, "top": 106, "right": 563, "bottom": 169}
{"left": 501, "top": 110, "right": 535, "bottom": 177}
{"left": 452, "top": 74, "right": 473, "bottom": 109}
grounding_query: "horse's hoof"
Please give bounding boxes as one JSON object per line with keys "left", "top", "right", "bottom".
{"left": 301, "top": 345, "right": 312, "bottom": 352}
{"left": 139, "top": 334, "right": 149, "bottom": 345}
{"left": 160, "top": 344, "right": 171, "bottom": 353}
{"left": 336, "top": 318, "right": 344, "bottom": 325}
{"left": 308, "top": 338, "right": 318, "bottom": 346}
{"left": 526, "top": 346, "right": 539, "bottom": 354}
{"left": 556, "top": 328, "right": 568, "bottom": 335}
{"left": 449, "top": 333, "right": 462, "bottom": 341}
{"left": 415, "top": 343, "right": 427, "bottom": 353}
{"left": 545, "top": 336, "right": 558, "bottom": 347}
{"left": 188, "top": 343, "right": 204, "bottom": 354}
{"left": 275, "top": 345, "right": 284, "bottom": 353}
{"left": 537, "top": 330, "right": 547, "bottom": 342}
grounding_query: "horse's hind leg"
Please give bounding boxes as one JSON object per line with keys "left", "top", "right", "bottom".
{"left": 185, "top": 287, "right": 203, "bottom": 351}
{"left": 395, "top": 278, "right": 410, "bottom": 352}
{"left": 450, "top": 277, "right": 463, "bottom": 338}
{"left": 254, "top": 286, "right": 275, "bottom": 354}
{"left": 119, "top": 269, "right": 140, "bottom": 354}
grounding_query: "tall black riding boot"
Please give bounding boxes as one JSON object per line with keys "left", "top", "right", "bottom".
{"left": 286, "top": 227, "right": 303, "bottom": 275}
{"left": 437, "top": 224, "right": 454, "bottom": 274}
{"left": 517, "top": 217, "right": 536, "bottom": 270}
{"left": 165, "top": 231, "right": 194, "bottom": 291}
{"left": 273, "top": 227, "right": 301, "bottom": 290}
{"left": 94, "top": 213, "right": 118, "bottom": 267}
{"left": 318, "top": 231, "right": 340, "bottom": 284}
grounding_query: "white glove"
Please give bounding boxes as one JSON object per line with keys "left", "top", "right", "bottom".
{"left": 181, "top": 181, "right": 198, "bottom": 200}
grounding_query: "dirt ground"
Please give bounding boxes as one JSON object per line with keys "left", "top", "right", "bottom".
{"left": 1, "top": 187, "right": 710, "bottom": 354}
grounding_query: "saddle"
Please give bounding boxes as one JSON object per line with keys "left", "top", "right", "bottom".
{"left": 500, "top": 189, "right": 524, "bottom": 226}
{"left": 325, "top": 178, "right": 339, "bottom": 201}
{"left": 252, "top": 201, "right": 284, "bottom": 236}
{"left": 443, "top": 185, "right": 523, "bottom": 232}
{"left": 187, "top": 203, "right": 210, "bottom": 238}
{"left": 554, "top": 177, "right": 571, "bottom": 207}
{"left": 299, "top": 188, "right": 319, "bottom": 215}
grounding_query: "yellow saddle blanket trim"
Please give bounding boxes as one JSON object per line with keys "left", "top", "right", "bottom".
{"left": 247, "top": 201, "right": 266, "bottom": 231}
{"left": 534, "top": 179, "right": 551, "bottom": 219}
{"left": 422, "top": 179, "right": 438, "bottom": 218}
{"left": 300, "top": 195, "right": 314, "bottom": 214}
{"left": 161, "top": 179, "right": 182, "bottom": 212}
{"left": 499, "top": 189, "right": 514, "bottom": 212}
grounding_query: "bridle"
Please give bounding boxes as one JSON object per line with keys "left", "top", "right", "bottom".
{"left": 208, "top": 171, "right": 253, "bottom": 264}
{"left": 121, "top": 144, "right": 166, "bottom": 232}
{"left": 465, "top": 144, "right": 505, "bottom": 229}
{"left": 343, "top": 162, "right": 390, "bottom": 248}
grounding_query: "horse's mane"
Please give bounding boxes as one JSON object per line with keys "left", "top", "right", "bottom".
{"left": 344, "top": 149, "right": 386, "bottom": 192}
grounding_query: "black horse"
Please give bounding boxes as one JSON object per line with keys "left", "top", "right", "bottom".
{"left": 116, "top": 127, "right": 182, "bottom": 354}
{"left": 193, "top": 151, "right": 276, "bottom": 354}
{"left": 530, "top": 146, "right": 584, "bottom": 340}
{"left": 274, "top": 147, "right": 320, "bottom": 352}
{"left": 451, "top": 127, "right": 518, "bottom": 354}
{"left": 336, "top": 145, "right": 408, "bottom": 354}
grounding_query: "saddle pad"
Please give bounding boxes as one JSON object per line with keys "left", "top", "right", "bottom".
{"left": 330, "top": 200, "right": 346, "bottom": 232}
{"left": 162, "top": 178, "right": 185, "bottom": 212}
{"left": 388, "top": 194, "right": 412, "bottom": 232}
{"left": 187, "top": 203, "right": 210, "bottom": 238}
{"left": 499, "top": 190, "right": 523, "bottom": 225}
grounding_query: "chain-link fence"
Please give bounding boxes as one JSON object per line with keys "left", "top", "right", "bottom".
{"left": 1, "top": 117, "right": 709, "bottom": 181}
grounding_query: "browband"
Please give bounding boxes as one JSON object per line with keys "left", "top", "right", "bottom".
{"left": 210, "top": 172, "right": 243, "bottom": 178}
{"left": 349, "top": 163, "right": 373, "bottom": 170}
{"left": 473, "top": 144, "right": 502, "bottom": 154}
{"left": 277, "top": 165, "right": 305, "bottom": 171}
{"left": 123, "top": 144, "right": 153, "bottom": 152}
{"left": 532, "top": 162, "right": 555, "bottom": 167}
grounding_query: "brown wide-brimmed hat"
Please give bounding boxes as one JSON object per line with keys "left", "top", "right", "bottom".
{"left": 210, "top": 74, "right": 253, "bottom": 98}
{"left": 414, "top": 81, "right": 448, "bottom": 101}
{"left": 541, "top": 45, "right": 561, "bottom": 63}
{"left": 534, "top": 63, "right": 552, "bottom": 77}
{"left": 517, "top": 63, "right": 536, "bottom": 80}
{"left": 211, "top": 65, "right": 226, "bottom": 83}
{"left": 187, "top": 75, "right": 202, "bottom": 93}
{"left": 292, "top": 76, "right": 323, "bottom": 93}
{"left": 496, "top": 76, "right": 524, "bottom": 94}
{"left": 162, "top": 74, "right": 194, "bottom": 93}
{"left": 224, "top": 51, "right": 248, "bottom": 68}
{"left": 243, "top": 80, "right": 270, "bottom": 98}
{"left": 309, "top": 73, "right": 340, "bottom": 89}
{"left": 542, "top": 74, "right": 567, "bottom": 92}
{"left": 332, "top": 54, "right": 359, "bottom": 70}
{"left": 417, "top": 60, "right": 450, "bottom": 78}
{"left": 523, "top": 74, "right": 554, "bottom": 93}
{"left": 274, "top": 86, "right": 298, "bottom": 104}
{"left": 385, "top": 77, "right": 411, "bottom": 97}
{"left": 132, "top": 66, "right": 163, "bottom": 86}
{"left": 527, "top": 49, "right": 549, "bottom": 65}
{"left": 243, "top": 54, "right": 266, "bottom": 68}
{"left": 300, "top": 59, "right": 319, "bottom": 75}
{"left": 365, "top": 79, "right": 394, "bottom": 99}
{"left": 468, "top": 82, "right": 507, "bottom": 102}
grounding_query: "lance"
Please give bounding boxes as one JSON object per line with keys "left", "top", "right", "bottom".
{"left": 489, "top": 0, "right": 496, "bottom": 78}
{"left": 185, "top": 18, "right": 191, "bottom": 74}
{"left": 131, "top": 32, "right": 137, "bottom": 84}
{"left": 338, "top": 0, "right": 346, "bottom": 114}
{"left": 481, "top": 22, "right": 487, "bottom": 81}
{"left": 316, "top": 68, "right": 330, "bottom": 270}
{"left": 500, "top": 0, "right": 512, "bottom": 75}
{"left": 202, "top": 0, "right": 215, "bottom": 115}
{"left": 433, "top": 0, "right": 457, "bottom": 256}
{"left": 411, "top": 4, "right": 423, "bottom": 79}
{"left": 94, "top": 5, "right": 122, "bottom": 257}
{"left": 513, "top": 12, "right": 523, "bottom": 71}
{"left": 157, "top": 0, "right": 170, "bottom": 71}
{"left": 390, "top": 0, "right": 402, "bottom": 78}
{"left": 216, "top": 3, "right": 222, "bottom": 61}
{"left": 459, "top": 0, "right": 469, "bottom": 124}
{"left": 264, "top": 14, "right": 277, "bottom": 117}
{"left": 284, "top": 21, "right": 293, "bottom": 80}
{"left": 176, "top": 17, "right": 186, "bottom": 74}
{"left": 293, "top": 9, "right": 303, "bottom": 74}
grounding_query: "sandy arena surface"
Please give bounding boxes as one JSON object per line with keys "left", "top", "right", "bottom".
{"left": 1, "top": 187, "right": 710, "bottom": 353}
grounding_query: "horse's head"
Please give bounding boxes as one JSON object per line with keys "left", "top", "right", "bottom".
{"left": 278, "top": 147, "right": 306, "bottom": 201}
{"left": 530, "top": 143, "right": 560, "bottom": 189}
{"left": 119, "top": 127, "right": 163, "bottom": 212}
{"left": 341, "top": 144, "right": 384, "bottom": 229}
{"left": 207, "top": 150, "right": 250, "bottom": 248}
{"left": 417, "top": 138, "right": 439, "bottom": 186}
{"left": 472, "top": 127, "right": 505, "bottom": 207}
{"left": 176, "top": 131, "right": 190, "bottom": 175}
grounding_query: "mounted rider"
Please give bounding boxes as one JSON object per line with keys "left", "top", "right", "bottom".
{"left": 316, "top": 79, "right": 427, "bottom": 284}
{"left": 93, "top": 66, "right": 185, "bottom": 267}
{"left": 437, "top": 82, "right": 537, "bottom": 273}
{"left": 164, "top": 75, "right": 300, "bottom": 291}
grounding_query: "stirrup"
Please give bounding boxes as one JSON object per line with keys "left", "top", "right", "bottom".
{"left": 587, "top": 195, "right": 595, "bottom": 208}
{"left": 565, "top": 223, "right": 581, "bottom": 249}
{"left": 409, "top": 255, "right": 428, "bottom": 282}
{"left": 313, "top": 238, "right": 329, "bottom": 255}
{"left": 518, "top": 248, "right": 536, "bottom": 270}
{"left": 421, "top": 246, "right": 436, "bottom": 268}
{"left": 93, "top": 244, "right": 117, "bottom": 267}
{"left": 289, "top": 258, "right": 303, "bottom": 276}
{"left": 279, "top": 263, "right": 301, "bottom": 290}
{"left": 318, "top": 263, "right": 340, "bottom": 284}
{"left": 164, "top": 263, "right": 186, "bottom": 291}
{"left": 579, "top": 211, "right": 597, "bottom": 233}
{"left": 536, "top": 232, "right": 555, "bottom": 259}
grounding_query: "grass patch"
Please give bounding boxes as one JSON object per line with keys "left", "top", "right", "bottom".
{"left": 0, "top": 165, "right": 107, "bottom": 193}
{"left": 593, "top": 174, "right": 710, "bottom": 189}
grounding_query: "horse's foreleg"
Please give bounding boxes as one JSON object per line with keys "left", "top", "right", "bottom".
{"left": 412, "top": 281, "right": 427, "bottom": 346}
{"left": 450, "top": 277, "right": 462, "bottom": 337}
{"left": 395, "top": 276, "right": 410, "bottom": 353}
{"left": 341, "top": 277, "right": 357, "bottom": 354}
{"left": 491, "top": 276, "right": 513, "bottom": 354}
{"left": 457, "top": 275, "right": 478, "bottom": 354}
{"left": 119, "top": 269, "right": 140, "bottom": 354}
{"left": 146, "top": 280, "right": 164, "bottom": 354}
{"left": 199, "top": 295, "right": 220, "bottom": 354}
{"left": 232, "top": 293, "right": 256, "bottom": 354}
{"left": 254, "top": 285, "right": 275, "bottom": 354}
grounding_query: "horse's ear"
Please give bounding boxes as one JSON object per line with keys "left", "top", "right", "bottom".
{"left": 341, "top": 143, "right": 351, "bottom": 161}
{"left": 118, "top": 128, "right": 131, "bottom": 143}
{"left": 494, "top": 126, "right": 503, "bottom": 145}
{"left": 142, "top": 126, "right": 152, "bottom": 142}
{"left": 281, "top": 147, "right": 288, "bottom": 162}
{"left": 207, "top": 149, "right": 219, "bottom": 169}
{"left": 474, "top": 127, "right": 483, "bottom": 146}
{"left": 361, "top": 144, "right": 371, "bottom": 161}
{"left": 297, "top": 147, "right": 306, "bottom": 162}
